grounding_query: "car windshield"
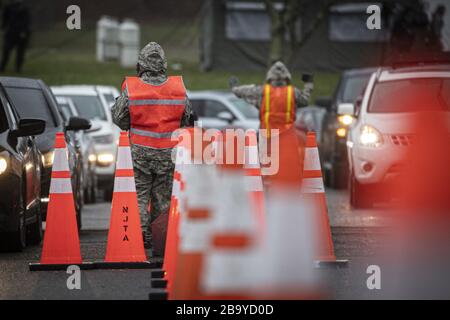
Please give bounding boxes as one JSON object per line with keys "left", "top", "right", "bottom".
{"left": 6, "top": 87, "right": 57, "bottom": 127}
{"left": 368, "top": 78, "right": 450, "bottom": 113}
{"left": 342, "top": 74, "right": 372, "bottom": 103}
{"left": 228, "top": 97, "right": 259, "bottom": 119}
{"left": 64, "top": 95, "right": 107, "bottom": 121}
{"left": 103, "top": 93, "right": 116, "bottom": 106}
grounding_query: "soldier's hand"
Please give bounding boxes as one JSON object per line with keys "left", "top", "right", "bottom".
{"left": 229, "top": 76, "right": 240, "bottom": 89}
{"left": 301, "top": 73, "right": 314, "bottom": 83}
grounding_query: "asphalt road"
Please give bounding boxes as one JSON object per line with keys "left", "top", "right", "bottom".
{"left": 0, "top": 189, "right": 393, "bottom": 300}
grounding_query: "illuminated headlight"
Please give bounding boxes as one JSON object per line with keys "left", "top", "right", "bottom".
{"left": 41, "top": 151, "right": 55, "bottom": 168}
{"left": 97, "top": 153, "right": 114, "bottom": 165}
{"left": 93, "top": 134, "right": 114, "bottom": 144}
{"left": 0, "top": 157, "right": 8, "bottom": 174}
{"left": 88, "top": 154, "right": 97, "bottom": 163}
{"left": 338, "top": 114, "right": 354, "bottom": 126}
{"left": 336, "top": 127, "right": 347, "bottom": 138}
{"left": 359, "top": 125, "right": 383, "bottom": 147}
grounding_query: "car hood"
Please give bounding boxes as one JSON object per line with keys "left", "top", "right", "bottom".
{"left": 361, "top": 112, "right": 450, "bottom": 134}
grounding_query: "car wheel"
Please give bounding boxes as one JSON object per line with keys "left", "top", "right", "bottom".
{"left": 350, "top": 171, "right": 373, "bottom": 209}
{"left": 90, "top": 184, "right": 97, "bottom": 204}
{"left": 27, "top": 203, "right": 43, "bottom": 245}
{"left": 3, "top": 184, "right": 27, "bottom": 252}
{"left": 103, "top": 185, "right": 113, "bottom": 202}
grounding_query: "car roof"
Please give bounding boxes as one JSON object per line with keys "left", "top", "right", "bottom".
{"left": 0, "top": 76, "right": 43, "bottom": 89}
{"left": 376, "top": 64, "right": 450, "bottom": 82}
{"left": 187, "top": 90, "right": 234, "bottom": 98}
{"left": 51, "top": 85, "right": 99, "bottom": 95}
{"left": 342, "top": 67, "right": 378, "bottom": 77}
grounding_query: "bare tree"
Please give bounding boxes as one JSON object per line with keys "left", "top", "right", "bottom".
{"left": 263, "top": 0, "right": 335, "bottom": 66}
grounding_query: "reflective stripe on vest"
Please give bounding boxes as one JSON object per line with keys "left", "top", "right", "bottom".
{"left": 126, "top": 76, "right": 186, "bottom": 149}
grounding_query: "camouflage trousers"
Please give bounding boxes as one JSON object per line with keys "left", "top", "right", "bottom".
{"left": 133, "top": 161, "right": 175, "bottom": 244}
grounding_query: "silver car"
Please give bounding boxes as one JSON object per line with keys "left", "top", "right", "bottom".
{"left": 188, "top": 91, "right": 260, "bottom": 131}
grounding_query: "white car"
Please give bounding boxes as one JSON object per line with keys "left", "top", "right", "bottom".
{"left": 51, "top": 85, "right": 120, "bottom": 200}
{"left": 96, "top": 85, "right": 120, "bottom": 109}
{"left": 188, "top": 91, "right": 259, "bottom": 131}
{"left": 346, "top": 64, "right": 450, "bottom": 208}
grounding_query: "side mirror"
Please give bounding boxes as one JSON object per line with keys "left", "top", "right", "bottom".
{"left": 12, "top": 118, "right": 46, "bottom": 137}
{"left": 354, "top": 96, "right": 363, "bottom": 117}
{"left": 315, "top": 96, "right": 332, "bottom": 110}
{"left": 85, "top": 122, "right": 102, "bottom": 133}
{"left": 66, "top": 116, "right": 92, "bottom": 131}
{"left": 217, "top": 111, "right": 234, "bottom": 123}
{"left": 337, "top": 103, "right": 355, "bottom": 115}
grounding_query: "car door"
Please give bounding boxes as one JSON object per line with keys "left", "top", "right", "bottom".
{"left": 191, "top": 98, "right": 233, "bottom": 129}
{"left": 0, "top": 86, "right": 40, "bottom": 212}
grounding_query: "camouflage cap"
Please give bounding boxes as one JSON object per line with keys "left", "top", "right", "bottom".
{"left": 137, "top": 42, "right": 168, "bottom": 76}
{"left": 265, "top": 61, "right": 292, "bottom": 83}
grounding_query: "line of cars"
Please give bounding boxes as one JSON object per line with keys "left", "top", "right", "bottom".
{"left": 0, "top": 76, "right": 121, "bottom": 251}
{"left": 296, "top": 60, "right": 450, "bottom": 208}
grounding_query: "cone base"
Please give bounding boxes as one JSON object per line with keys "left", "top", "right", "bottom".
{"left": 94, "top": 260, "right": 160, "bottom": 269}
{"left": 151, "top": 279, "right": 167, "bottom": 288}
{"left": 314, "top": 259, "right": 349, "bottom": 268}
{"left": 29, "top": 262, "right": 95, "bottom": 271}
{"left": 148, "top": 289, "right": 168, "bottom": 300}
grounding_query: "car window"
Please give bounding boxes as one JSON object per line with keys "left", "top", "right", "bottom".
{"left": 64, "top": 95, "right": 107, "bottom": 121}
{"left": 342, "top": 75, "right": 372, "bottom": 103}
{"left": 190, "top": 99, "right": 205, "bottom": 117}
{"left": 0, "top": 97, "right": 8, "bottom": 133}
{"left": 368, "top": 78, "right": 450, "bottom": 113}
{"left": 6, "top": 87, "right": 57, "bottom": 127}
{"left": 203, "top": 100, "right": 229, "bottom": 118}
{"left": 228, "top": 97, "right": 259, "bottom": 119}
{"left": 103, "top": 93, "right": 116, "bottom": 106}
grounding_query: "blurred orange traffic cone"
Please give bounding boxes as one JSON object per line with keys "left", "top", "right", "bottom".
{"left": 302, "top": 132, "right": 347, "bottom": 267}
{"left": 244, "top": 130, "right": 266, "bottom": 235}
{"left": 170, "top": 128, "right": 218, "bottom": 300}
{"left": 96, "top": 132, "right": 151, "bottom": 269}
{"left": 30, "top": 132, "right": 91, "bottom": 271}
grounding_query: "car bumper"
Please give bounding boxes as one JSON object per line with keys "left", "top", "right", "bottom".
{"left": 94, "top": 143, "right": 116, "bottom": 188}
{"left": 0, "top": 173, "right": 21, "bottom": 233}
{"left": 348, "top": 138, "right": 409, "bottom": 185}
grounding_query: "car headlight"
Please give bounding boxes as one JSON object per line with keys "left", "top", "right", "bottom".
{"left": 337, "top": 114, "right": 354, "bottom": 126}
{"left": 359, "top": 125, "right": 383, "bottom": 147}
{"left": 97, "top": 153, "right": 114, "bottom": 165}
{"left": 93, "top": 134, "right": 114, "bottom": 144}
{"left": 336, "top": 127, "right": 347, "bottom": 138}
{"left": 41, "top": 151, "right": 55, "bottom": 168}
{"left": 0, "top": 157, "right": 8, "bottom": 174}
{"left": 88, "top": 154, "right": 97, "bottom": 163}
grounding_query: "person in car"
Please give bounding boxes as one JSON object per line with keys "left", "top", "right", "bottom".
{"left": 111, "top": 42, "right": 194, "bottom": 254}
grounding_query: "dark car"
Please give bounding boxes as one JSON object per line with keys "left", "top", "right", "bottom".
{"left": 0, "top": 77, "right": 90, "bottom": 229}
{"left": 55, "top": 96, "right": 97, "bottom": 204}
{"left": 313, "top": 68, "right": 376, "bottom": 189}
{"left": 0, "top": 83, "right": 45, "bottom": 251}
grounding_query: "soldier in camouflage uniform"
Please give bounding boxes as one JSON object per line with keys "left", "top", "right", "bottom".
{"left": 230, "top": 61, "right": 313, "bottom": 110}
{"left": 112, "top": 42, "right": 194, "bottom": 253}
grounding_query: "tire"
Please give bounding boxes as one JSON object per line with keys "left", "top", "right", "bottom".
{"left": 27, "top": 203, "right": 42, "bottom": 246}
{"left": 350, "top": 171, "right": 373, "bottom": 209}
{"left": 2, "top": 183, "right": 27, "bottom": 252}
{"left": 84, "top": 187, "right": 91, "bottom": 204}
{"left": 103, "top": 186, "right": 113, "bottom": 202}
{"left": 90, "top": 184, "right": 97, "bottom": 204}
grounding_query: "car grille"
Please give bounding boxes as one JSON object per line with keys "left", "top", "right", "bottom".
{"left": 390, "top": 134, "right": 414, "bottom": 147}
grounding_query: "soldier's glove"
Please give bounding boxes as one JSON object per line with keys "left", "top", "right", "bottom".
{"left": 301, "top": 73, "right": 314, "bottom": 83}
{"left": 229, "top": 76, "right": 240, "bottom": 89}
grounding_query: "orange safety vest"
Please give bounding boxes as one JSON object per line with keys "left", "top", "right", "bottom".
{"left": 125, "top": 76, "right": 186, "bottom": 149}
{"left": 260, "top": 84, "right": 296, "bottom": 136}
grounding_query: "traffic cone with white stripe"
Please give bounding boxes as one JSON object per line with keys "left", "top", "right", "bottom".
{"left": 29, "top": 132, "right": 92, "bottom": 271}
{"left": 244, "top": 129, "right": 266, "bottom": 235}
{"left": 96, "top": 131, "right": 152, "bottom": 269}
{"left": 302, "top": 131, "right": 347, "bottom": 267}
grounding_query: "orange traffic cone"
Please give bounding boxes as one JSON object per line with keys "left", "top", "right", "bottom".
{"left": 302, "top": 131, "right": 347, "bottom": 267}
{"left": 244, "top": 129, "right": 266, "bottom": 235}
{"left": 30, "top": 132, "right": 93, "bottom": 271}
{"left": 95, "top": 132, "right": 152, "bottom": 269}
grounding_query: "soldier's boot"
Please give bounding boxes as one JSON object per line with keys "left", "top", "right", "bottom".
{"left": 142, "top": 229, "right": 153, "bottom": 252}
